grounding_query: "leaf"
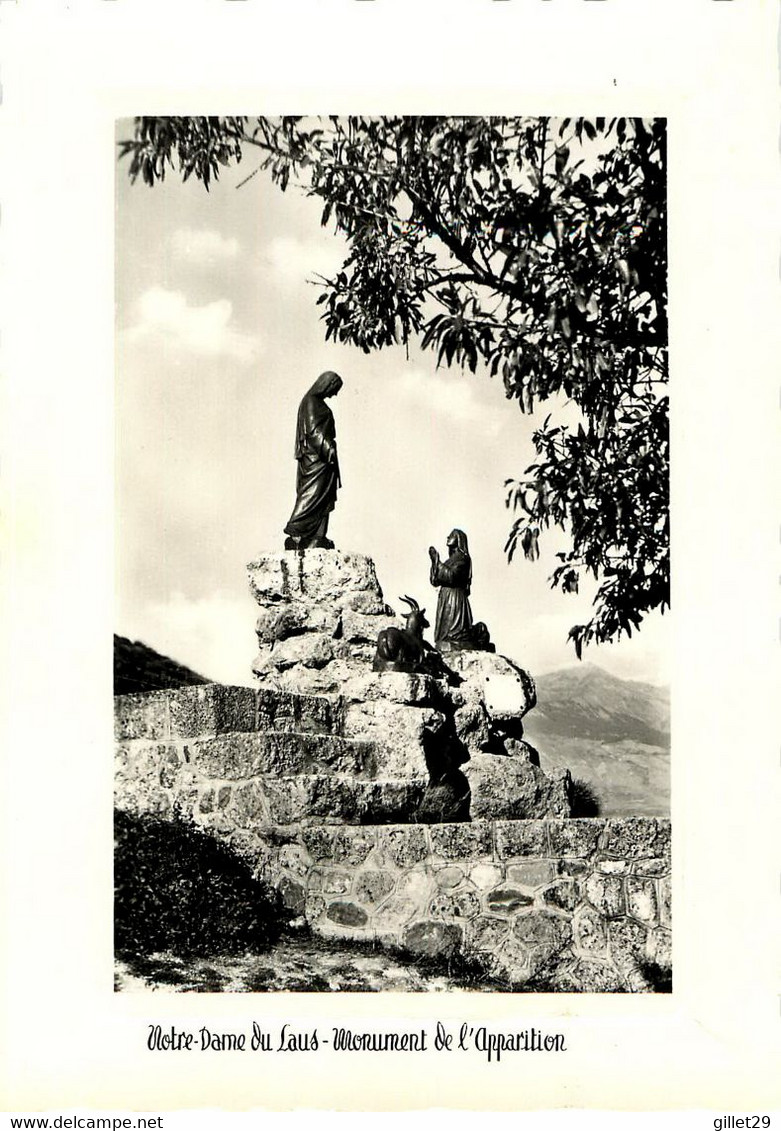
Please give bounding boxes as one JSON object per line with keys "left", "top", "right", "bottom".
{"left": 567, "top": 625, "right": 584, "bottom": 661}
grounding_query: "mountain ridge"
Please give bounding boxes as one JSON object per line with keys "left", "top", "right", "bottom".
{"left": 523, "top": 662, "right": 670, "bottom": 818}
{"left": 529, "top": 662, "right": 669, "bottom": 746}
{"left": 114, "top": 634, "right": 209, "bottom": 695}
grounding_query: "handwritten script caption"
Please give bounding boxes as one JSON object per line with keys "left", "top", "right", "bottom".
{"left": 147, "top": 1021, "right": 568, "bottom": 1064}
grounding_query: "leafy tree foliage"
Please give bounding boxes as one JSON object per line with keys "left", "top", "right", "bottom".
{"left": 119, "top": 116, "right": 668, "bottom": 654}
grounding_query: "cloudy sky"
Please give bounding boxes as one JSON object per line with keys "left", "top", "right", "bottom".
{"left": 115, "top": 119, "right": 669, "bottom": 688}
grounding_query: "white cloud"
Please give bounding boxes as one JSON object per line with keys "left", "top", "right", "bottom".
{"left": 523, "top": 609, "right": 670, "bottom": 686}
{"left": 119, "top": 589, "right": 257, "bottom": 688}
{"left": 171, "top": 228, "right": 240, "bottom": 262}
{"left": 264, "top": 235, "right": 346, "bottom": 286}
{"left": 392, "top": 366, "right": 504, "bottom": 437}
{"left": 125, "top": 287, "right": 259, "bottom": 362}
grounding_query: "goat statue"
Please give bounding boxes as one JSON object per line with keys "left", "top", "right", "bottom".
{"left": 372, "top": 596, "right": 433, "bottom": 673}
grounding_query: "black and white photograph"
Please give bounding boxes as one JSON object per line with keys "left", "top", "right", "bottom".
{"left": 113, "top": 115, "right": 671, "bottom": 995}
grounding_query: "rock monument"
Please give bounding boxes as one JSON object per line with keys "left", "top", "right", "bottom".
{"left": 249, "top": 548, "right": 571, "bottom": 823}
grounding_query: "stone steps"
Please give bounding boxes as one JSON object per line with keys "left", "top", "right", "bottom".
{"left": 115, "top": 747, "right": 425, "bottom": 826}
{"left": 114, "top": 684, "right": 426, "bottom": 825}
{"left": 239, "top": 776, "right": 426, "bottom": 827}
{"left": 114, "top": 683, "right": 343, "bottom": 742}
{"left": 116, "top": 731, "right": 377, "bottom": 781}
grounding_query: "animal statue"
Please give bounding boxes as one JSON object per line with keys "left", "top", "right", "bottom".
{"left": 372, "top": 596, "right": 432, "bottom": 673}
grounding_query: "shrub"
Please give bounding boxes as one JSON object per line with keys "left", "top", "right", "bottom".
{"left": 569, "top": 778, "right": 602, "bottom": 817}
{"left": 114, "top": 809, "right": 287, "bottom": 957}
{"left": 638, "top": 960, "right": 672, "bottom": 993}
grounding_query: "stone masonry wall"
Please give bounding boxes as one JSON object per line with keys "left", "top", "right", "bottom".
{"left": 255, "top": 817, "right": 672, "bottom": 992}
{"left": 115, "top": 685, "right": 671, "bottom": 992}
{"left": 115, "top": 637, "right": 671, "bottom": 992}
{"left": 115, "top": 683, "right": 425, "bottom": 827}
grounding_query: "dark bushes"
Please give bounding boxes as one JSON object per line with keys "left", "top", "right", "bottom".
{"left": 568, "top": 778, "right": 602, "bottom": 817}
{"left": 114, "top": 809, "right": 287, "bottom": 957}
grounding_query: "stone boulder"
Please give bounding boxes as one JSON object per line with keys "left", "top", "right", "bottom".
{"left": 249, "top": 550, "right": 384, "bottom": 607}
{"left": 341, "top": 700, "right": 445, "bottom": 781}
{"left": 445, "top": 650, "right": 537, "bottom": 755}
{"left": 464, "top": 751, "right": 571, "bottom": 820}
{"left": 250, "top": 551, "right": 397, "bottom": 691}
{"left": 415, "top": 768, "right": 471, "bottom": 824}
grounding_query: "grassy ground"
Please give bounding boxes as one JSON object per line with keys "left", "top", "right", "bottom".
{"left": 115, "top": 929, "right": 506, "bottom": 993}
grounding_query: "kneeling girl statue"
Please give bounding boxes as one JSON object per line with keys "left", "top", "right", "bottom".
{"left": 284, "top": 371, "right": 342, "bottom": 550}
{"left": 429, "top": 529, "right": 494, "bottom": 653}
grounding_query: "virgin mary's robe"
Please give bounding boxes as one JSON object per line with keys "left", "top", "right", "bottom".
{"left": 284, "top": 384, "right": 340, "bottom": 544}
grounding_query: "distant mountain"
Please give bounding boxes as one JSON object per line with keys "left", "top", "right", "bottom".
{"left": 114, "top": 635, "right": 210, "bottom": 695}
{"left": 522, "top": 664, "right": 670, "bottom": 818}
{"left": 530, "top": 663, "right": 669, "bottom": 746}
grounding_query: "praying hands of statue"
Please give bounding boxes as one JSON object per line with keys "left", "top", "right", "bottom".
{"left": 428, "top": 546, "right": 439, "bottom": 565}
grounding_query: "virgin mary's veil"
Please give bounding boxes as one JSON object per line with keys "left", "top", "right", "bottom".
{"left": 308, "top": 370, "right": 343, "bottom": 397}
